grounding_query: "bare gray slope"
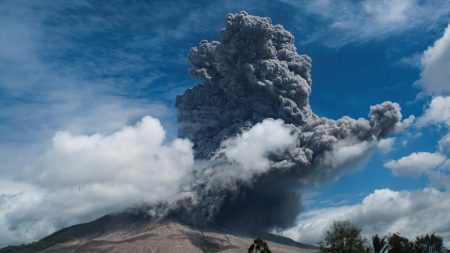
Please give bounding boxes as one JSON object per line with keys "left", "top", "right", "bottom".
{"left": 39, "top": 221, "right": 316, "bottom": 253}
{"left": 1, "top": 212, "right": 318, "bottom": 253}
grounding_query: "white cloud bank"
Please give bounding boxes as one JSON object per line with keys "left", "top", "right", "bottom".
{"left": 0, "top": 116, "right": 195, "bottom": 246}
{"left": 34, "top": 116, "right": 194, "bottom": 195}
{"left": 392, "top": 95, "right": 450, "bottom": 182}
{"left": 439, "top": 133, "right": 450, "bottom": 154}
{"left": 0, "top": 117, "right": 299, "bottom": 247}
{"left": 420, "top": 24, "right": 450, "bottom": 94}
{"left": 384, "top": 152, "right": 447, "bottom": 177}
{"left": 418, "top": 96, "right": 450, "bottom": 126}
{"left": 282, "top": 188, "right": 450, "bottom": 246}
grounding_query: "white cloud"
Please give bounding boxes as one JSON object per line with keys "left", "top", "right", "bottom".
{"left": 407, "top": 26, "right": 450, "bottom": 178}
{"left": 428, "top": 162, "right": 450, "bottom": 191}
{"left": 281, "top": 188, "right": 450, "bottom": 246}
{"left": 384, "top": 152, "right": 447, "bottom": 177}
{"left": 280, "top": 0, "right": 450, "bottom": 45}
{"left": 420, "top": 24, "right": 450, "bottom": 94}
{"left": 395, "top": 115, "right": 416, "bottom": 132}
{"left": 34, "top": 116, "right": 194, "bottom": 192}
{"left": 0, "top": 180, "right": 45, "bottom": 245}
{"left": 377, "top": 137, "right": 396, "bottom": 154}
{"left": 194, "top": 119, "right": 298, "bottom": 193}
{"left": 439, "top": 133, "right": 450, "bottom": 154}
{"left": 222, "top": 119, "right": 297, "bottom": 175}
{"left": 0, "top": 116, "right": 194, "bottom": 247}
{"left": 322, "top": 140, "right": 374, "bottom": 169}
{"left": 362, "top": 0, "right": 413, "bottom": 25}
{"left": 418, "top": 96, "right": 450, "bottom": 127}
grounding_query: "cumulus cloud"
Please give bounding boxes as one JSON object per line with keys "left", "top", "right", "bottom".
{"left": 384, "top": 152, "right": 447, "bottom": 177}
{"left": 222, "top": 119, "right": 297, "bottom": 175}
{"left": 34, "top": 116, "right": 194, "bottom": 194}
{"left": 0, "top": 116, "right": 195, "bottom": 246}
{"left": 281, "top": 188, "right": 450, "bottom": 246}
{"left": 420, "top": 24, "right": 450, "bottom": 94}
{"left": 377, "top": 27, "right": 450, "bottom": 247}
{"left": 418, "top": 96, "right": 450, "bottom": 126}
{"left": 414, "top": 96, "right": 450, "bottom": 162}
{"left": 439, "top": 133, "right": 450, "bottom": 154}
{"left": 428, "top": 161, "right": 450, "bottom": 191}
{"left": 0, "top": 180, "right": 44, "bottom": 246}
{"left": 377, "top": 137, "right": 396, "bottom": 153}
{"left": 401, "top": 25, "right": 450, "bottom": 184}
{"left": 407, "top": 25, "right": 450, "bottom": 182}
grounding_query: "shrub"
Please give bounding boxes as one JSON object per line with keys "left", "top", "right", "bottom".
{"left": 248, "top": 238, "right": 272, "bottom": 253}
{"left": 319, "top": 220, "right": 367, "bottom": 253}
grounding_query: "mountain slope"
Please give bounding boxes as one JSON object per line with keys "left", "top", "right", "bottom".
{"left": 0, "top": 212, "right": 318, "bottom": 253}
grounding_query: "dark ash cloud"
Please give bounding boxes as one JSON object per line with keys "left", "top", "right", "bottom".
{"left": 174, "top": 12, "right": 405, "bottom": 231}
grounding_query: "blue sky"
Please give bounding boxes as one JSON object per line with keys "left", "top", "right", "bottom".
{"left": 1, "top": 0, "right": 450, "bottom": 247}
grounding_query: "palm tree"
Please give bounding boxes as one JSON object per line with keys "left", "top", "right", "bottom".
{"left": 370, "top": 234, "right": 388, "bottom": 253}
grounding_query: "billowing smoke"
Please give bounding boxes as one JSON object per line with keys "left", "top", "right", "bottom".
{"left": 173, "top": 12, "right": 405, "bottom": 231}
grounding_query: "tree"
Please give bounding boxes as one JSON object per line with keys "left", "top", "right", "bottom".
{"left": 319, "top": 220, "right": 367, "bottom": 253}
{"left": 387, "top": 233, "right": 414, "bottom": 253}
{"left": 414, "top": 234, "right": 447, "bottom": 253}
{"left": 370, "top": 234, "right": 388, "bottom": 253}
{"left": 248, "top": 238, "right": 272, "bottom": 253}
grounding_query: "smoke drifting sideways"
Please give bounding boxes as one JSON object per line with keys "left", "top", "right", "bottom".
{"left": 172, "top": 12, "right": 408, "bottom": 231}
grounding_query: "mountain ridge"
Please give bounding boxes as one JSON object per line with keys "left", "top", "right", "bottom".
{"left": 0, "top": 211, "right": 318, "bottom": 253}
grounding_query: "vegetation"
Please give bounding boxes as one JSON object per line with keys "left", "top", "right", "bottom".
{"left": 248, "top": 238, "right": 272, "bottom": 253}
{"left": 319, "top": 220, "right": 450, "bottom": 253}
{"left": 370, "top": 234, "right": 388, "bottom": 253}
{"left": 414, "top": 234, "right": 448, "bottom": 253}
{"left": 387, "top": 233, "right": 414, "bottom": 253}
{"left": 319, "top": 220, "right": 367, "bottom": 253}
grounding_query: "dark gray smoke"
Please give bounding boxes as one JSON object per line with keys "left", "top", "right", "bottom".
{"left": 173, "top": 12, "right": 405, "bottom": 231}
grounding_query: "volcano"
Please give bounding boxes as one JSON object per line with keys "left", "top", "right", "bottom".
{"left": 0, "top": 211, "right": 317, "bottom": 253}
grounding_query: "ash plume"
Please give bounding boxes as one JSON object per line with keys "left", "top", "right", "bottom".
{"left": 173, "top": 12, "right": 406, "bottom": 231}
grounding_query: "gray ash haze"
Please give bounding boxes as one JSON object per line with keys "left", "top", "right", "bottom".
{"left": 169, "top": 12, "right": 407, "bottom": 231}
